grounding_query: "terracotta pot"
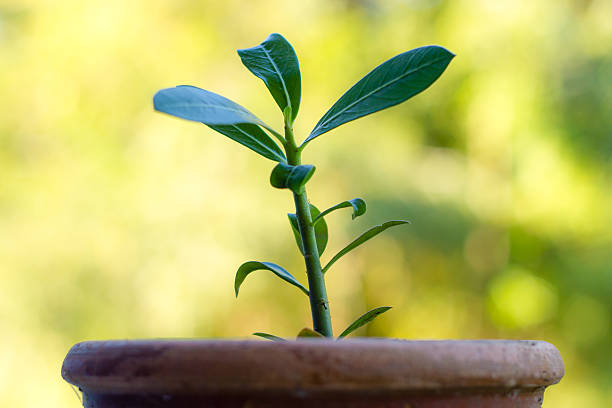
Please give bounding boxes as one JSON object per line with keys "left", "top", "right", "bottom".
{"left": 62, "top": 339, "right": 563, "bottom": 407}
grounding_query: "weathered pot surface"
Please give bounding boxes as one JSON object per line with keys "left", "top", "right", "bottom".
{"left": 62, "top": 339, "right": 564, "bottom": 407}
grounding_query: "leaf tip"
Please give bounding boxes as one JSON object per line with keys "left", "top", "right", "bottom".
{"left": 152, "top": 88, "right": 167, "bottom": 112}
{"left": 267, "top": 32, "right": 283, "bottom": 41}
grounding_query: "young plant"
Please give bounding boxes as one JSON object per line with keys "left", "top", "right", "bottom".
{"left": 154, "top": 34, "right": 454, "bottom": 339}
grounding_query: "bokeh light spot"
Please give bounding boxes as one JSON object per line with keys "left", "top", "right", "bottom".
{"left": 487, "top": 267, "right": 558, "bottom": 329}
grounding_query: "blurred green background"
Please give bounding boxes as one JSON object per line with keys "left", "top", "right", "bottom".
{"left": 1, "top": 0, "right": 611, "bottom": 406}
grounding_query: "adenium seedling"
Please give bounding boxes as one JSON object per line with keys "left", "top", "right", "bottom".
{"left": 154, "top": 34, "right": 454, "bottom": 339}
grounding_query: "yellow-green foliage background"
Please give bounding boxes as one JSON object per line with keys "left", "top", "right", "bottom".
{"left": 1, "top": 0, "right": 611, "bottom": 406}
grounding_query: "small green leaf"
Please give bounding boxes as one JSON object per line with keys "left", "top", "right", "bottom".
{"left": 297, "top": 328, "right": 324, "bottom": 338}
{"left": 253, "top": 332, "right": 287, "bottom": 342}
{"left": 270, "top": 163, "right": 315, "bottom": 194}
{"left": 238, "top": 33, "right": 301, "bottom": 123}
{"left": 288, "top": 204, "right": 328, "bottom": 256}
{"left": 338, "top": 307, "right": 392, "bottom": 339}
{"left": 322, "top": 220, "right": 410, "bottom": 274}
{"left": 207, "top": 124, "right": 286, "bottom": 162}
{"left": 235, "top": 261, "right": 309, "bottom": 297}
{"left": 287, "top": 213, "right": 301, "bottom": 251}
{"left": 313, "top": 198, "right": 367, "bottom": 225}
{"left": 305, "top": 46, "right": 455, "bottom": 145}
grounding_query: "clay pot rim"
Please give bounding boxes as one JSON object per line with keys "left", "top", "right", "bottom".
{"left": 62, "top": 339, "right": 564, "bottom": 395}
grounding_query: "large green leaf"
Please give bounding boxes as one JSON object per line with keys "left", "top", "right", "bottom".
{"left": 313, "top": 198, "right": 366, "bottom": 225}
{"left": 305, "top": 46, "right": 455, "bottom": 144}
{"left": 322, "top": 220, "right": 410, "bottom": 274}
{"left": 253, "top": 332, "right": 287, "bottom": 342}
{"left": 338, "top": 307, "right": 392, "bottom": 338}
{"left": 238, "top": 33, "right": 301, "bottom": 123}
{"left": 235, "top": 261, "right": 309, "bottom": 297}
{"left": 207, "top": 124, "right": 286, "bottom": 162}
{"left": 154, "top": 85, "right": 266, "bottom": 126}
{"left": 270, "top": 163, "right": 315, "bottom": 194}
{"left": 288, "top": 204, "right": 328, "bottom": 256}
{"left": 154, "top": 85, "right": 286, "bottom": 160}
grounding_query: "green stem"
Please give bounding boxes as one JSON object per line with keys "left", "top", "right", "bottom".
{"left": 284, "top": 123, "right": 333, "bottom": 337}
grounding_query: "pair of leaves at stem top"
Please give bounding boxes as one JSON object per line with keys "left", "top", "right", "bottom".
{"left": 153, "top": 33, "right": 454, "bottom": 160}
{"left": 253, "top": 306, "right": 392, "bottom": 341}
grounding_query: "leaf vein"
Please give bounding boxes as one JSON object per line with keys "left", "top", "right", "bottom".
{"left": 230, "top": 125, "right": 281, "bottom": 159}
{"left": 261, "top": 46, "right": 292, "bottom": 112}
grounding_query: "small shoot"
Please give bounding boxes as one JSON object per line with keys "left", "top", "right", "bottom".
{"left": 253, "top": 332, "right": 287, "bottom": 342}
{"left": 313, "top": 198, "right": 367, "bottom": 225}
{"left": 297, "top": 328, "right": 325, "bottom": 338}
{"left": 338, "top": 307, "right": 392, "bottom": 339}
{"left": 322, "top": 221, "right": 410, "bottom": 274}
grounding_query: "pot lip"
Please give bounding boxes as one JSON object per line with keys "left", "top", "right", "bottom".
{"left": 62, "top": 338, "right": 564, "bottom": 396}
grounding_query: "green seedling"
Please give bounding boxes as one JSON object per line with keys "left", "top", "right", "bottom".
{"left": 154, "top": 33, "right": 454, "bottom": 339}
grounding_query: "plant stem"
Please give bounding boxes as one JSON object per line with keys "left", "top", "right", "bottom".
{"left": 284, "top": 123, "right": 333, "bottom": 337}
